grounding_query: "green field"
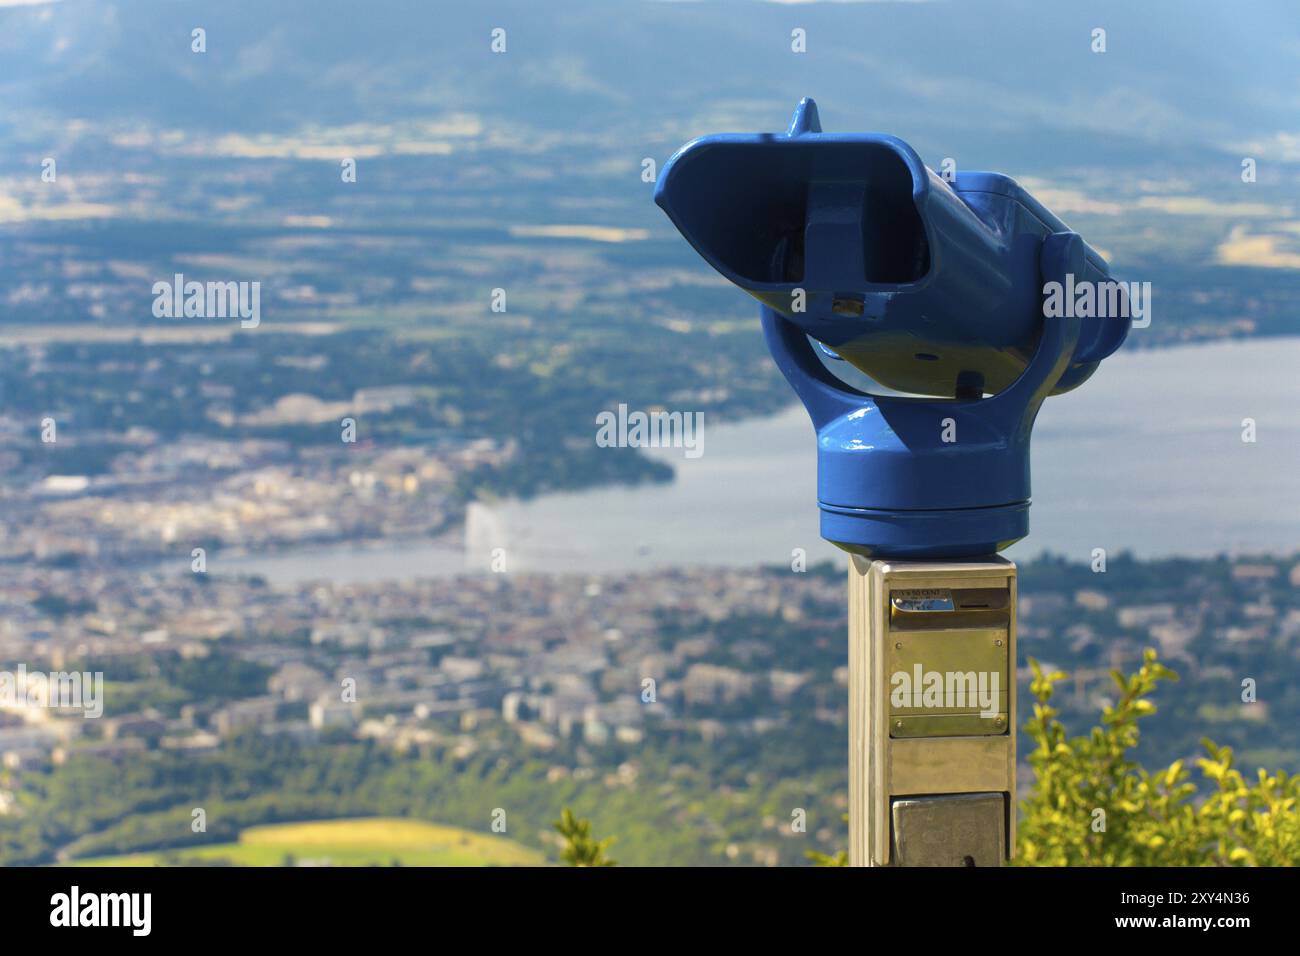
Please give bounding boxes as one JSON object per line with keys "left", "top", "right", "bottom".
{"left": 70, "top": 818, "right": 547, "bottom": 867}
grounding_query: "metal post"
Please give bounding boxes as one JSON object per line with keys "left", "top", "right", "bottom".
{"left": 848, "top": 556, "right": 1017, "bottom": 866}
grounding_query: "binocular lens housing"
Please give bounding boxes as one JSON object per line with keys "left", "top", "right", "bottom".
{"left": 657, "top": 120, "right": 1123, "bottom": 398}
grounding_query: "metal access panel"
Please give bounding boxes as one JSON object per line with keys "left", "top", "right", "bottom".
{"left": 887, "top": 624, "right": 1009, "bottom": 737}
{"left": 891, "top": 792, "right": 1006, "bottom": 867}
{"left": 849, "top": 557, "right": 1017, "bottom": 866}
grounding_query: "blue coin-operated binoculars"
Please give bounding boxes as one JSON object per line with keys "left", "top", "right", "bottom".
{"left": 657, "top": 99, "right": 1133, "bottom": 867}
{"left": 655, "top": 98, "right": 1130, "bottom": 560}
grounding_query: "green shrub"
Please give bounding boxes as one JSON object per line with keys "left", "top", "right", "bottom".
{"left": 1017, "top": 649, "right": 1300, "bottom": 866}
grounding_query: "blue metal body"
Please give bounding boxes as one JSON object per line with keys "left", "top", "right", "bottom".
{"left": 655, "top": 99, "right": 1131, "bottom": 559}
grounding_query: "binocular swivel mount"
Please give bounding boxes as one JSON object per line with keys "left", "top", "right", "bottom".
{"left": 657, "top": 100, "right": 1131, "bottom": 865}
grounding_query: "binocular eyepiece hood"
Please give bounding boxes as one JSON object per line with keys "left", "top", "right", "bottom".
{"left": 656, "top": 99, "right": 1132, "bottom": 559}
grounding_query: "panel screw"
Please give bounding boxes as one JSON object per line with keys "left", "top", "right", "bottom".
{"left": 995, "top": 639, "right": 1003, "bottom": 646}
{"left": 993, "top": 716, "right": 1005, "bottom": 728}
{"left": 895, "top": 720, "right": 903, "bottom": 729}
{"left": 894, "top": 642, "right": 903, "bottom": 650}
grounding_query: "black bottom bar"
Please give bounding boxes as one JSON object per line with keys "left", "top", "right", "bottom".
{"left": 0, "top": 864, "right": 1281, "bottom": 942}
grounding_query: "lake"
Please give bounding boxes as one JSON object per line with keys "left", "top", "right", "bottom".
{"left": 230, "top": 337, "right": 1300, "bottom": 584}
